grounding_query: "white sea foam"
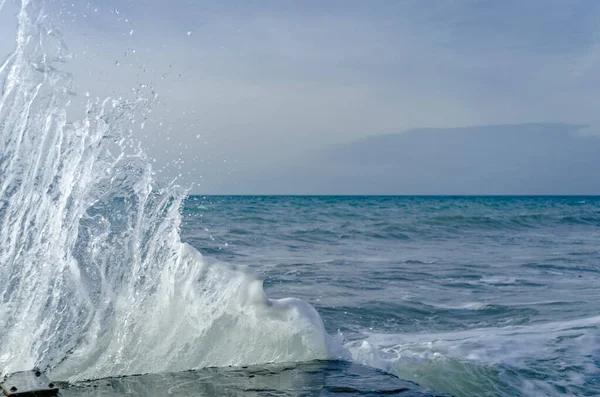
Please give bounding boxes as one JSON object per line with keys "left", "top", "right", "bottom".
{"left": 0, "top": 0, "right": 329, "bottom": 381}
{"left": 428, "top": 302, "right": 490, "bottom": 310}
{"left": 477, "top": 276, "right": 518, "bottom": 285}
{"left": 346, "top": 316, "right": 600, "bottom": 396}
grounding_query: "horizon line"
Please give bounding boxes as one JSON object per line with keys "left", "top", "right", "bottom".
{"left": 186, "top": 194, "right": 600, "bottom": 197}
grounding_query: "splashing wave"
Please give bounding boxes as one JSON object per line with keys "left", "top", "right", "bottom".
{"left": 0, "top": 0, "right": 332, "bottom": 382}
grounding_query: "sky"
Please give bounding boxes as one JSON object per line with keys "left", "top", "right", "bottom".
{"left": 1, "top": 0, "right": 600, "bottom": 194}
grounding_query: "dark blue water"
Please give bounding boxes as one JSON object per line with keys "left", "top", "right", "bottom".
{"left": 179, "top": 196, "right": 600, "bottom": 397}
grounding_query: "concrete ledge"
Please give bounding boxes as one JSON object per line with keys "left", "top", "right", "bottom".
{"left": 1, "top": 370, "right": 58, "bottom": 396}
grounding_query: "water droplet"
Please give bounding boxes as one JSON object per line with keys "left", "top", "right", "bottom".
{"left": 187, "top": 31, "right": 192, "bottom": 36}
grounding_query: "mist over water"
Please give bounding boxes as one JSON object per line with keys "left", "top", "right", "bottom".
{"left": 0, "top": 0, "right": 330, "bottom": 382}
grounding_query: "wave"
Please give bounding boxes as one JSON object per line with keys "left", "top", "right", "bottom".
{"left": 0, "top": 0, "right": 333, "bottom": 382}
{"left": 430, "top": 213, "right": 600, "bottom": 231}
{"left": 347, "top": 316, "right": 600, "bottom": 397}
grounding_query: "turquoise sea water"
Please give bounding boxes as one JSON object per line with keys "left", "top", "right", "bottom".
{"left": 180, "top": 196, "right": 600, "bottom": 396}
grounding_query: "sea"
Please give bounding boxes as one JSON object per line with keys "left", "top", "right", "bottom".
{"left": 51, "top": 196, "right": 600, "bottom": 397}
{"left": 1, "top": 1, "right": 600, "bottom": 396}
{"left": 176, "top": 195, "right": 600, "bottom": 397}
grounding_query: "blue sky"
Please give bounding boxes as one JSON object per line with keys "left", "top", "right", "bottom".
{"left": 1, "top": 0, "right": 600, "bottom": 193}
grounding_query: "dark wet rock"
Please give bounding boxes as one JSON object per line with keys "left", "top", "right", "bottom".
{"left": 58, "top": 361, "right": 452, "bottom": 396}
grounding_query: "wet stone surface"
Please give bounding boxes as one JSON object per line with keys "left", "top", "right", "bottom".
{"left": 1, "top": 370, "right": 58, "bottom": 396}
{"left": 58, "top": 361, "right": 451, "bottom": 397}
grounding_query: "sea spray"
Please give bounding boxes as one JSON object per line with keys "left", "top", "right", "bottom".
{"left": 0, "top": 0, "right": 330, "bottom": 381}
